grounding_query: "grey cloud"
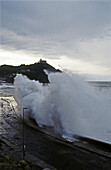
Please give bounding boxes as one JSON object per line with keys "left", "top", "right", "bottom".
{"left": 1, "top": 1, "right": 111, "bottom": 37}
{"left": 1, "top": 1, "right": 111, "bottom": 68}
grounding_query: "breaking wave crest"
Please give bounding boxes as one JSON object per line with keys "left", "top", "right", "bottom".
{"left": 14, "top": 72, "right": 111, "bottom": 143}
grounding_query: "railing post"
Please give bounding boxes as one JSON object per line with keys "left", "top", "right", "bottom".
{"left": 22, "top": 107, "right": 27, "bottom": 160}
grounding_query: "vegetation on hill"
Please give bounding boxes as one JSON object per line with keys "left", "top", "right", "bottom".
{"left": 0, "top": 60, "right": 61, "bottom": 83}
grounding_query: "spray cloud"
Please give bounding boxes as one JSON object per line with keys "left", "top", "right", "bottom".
{"left": 14, "top": 72, "right": 111, "bottom": 143}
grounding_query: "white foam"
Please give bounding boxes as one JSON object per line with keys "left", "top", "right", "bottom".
{"left": 14, "top": 73, "right": 111, "bottom": 143}
{"left": 0, "top": 83, "right": 14, "bottom": 89}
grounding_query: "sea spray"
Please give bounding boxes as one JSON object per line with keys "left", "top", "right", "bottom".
{"left": 14, "top": 73, "right": 111, "bottom": 143}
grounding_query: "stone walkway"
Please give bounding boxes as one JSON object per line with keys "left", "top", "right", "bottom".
{"left": 0, "top": 92, "right": 111, "bottom": 170}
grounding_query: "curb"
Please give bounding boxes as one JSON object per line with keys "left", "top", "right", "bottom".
{"left": 0, "top": 136, "right": 57, "bottom": 170}
{"left": 26, "top": 152, "right": 57, "bottom": 170}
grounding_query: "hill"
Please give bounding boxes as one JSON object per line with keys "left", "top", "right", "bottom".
{"left": 0, "top": 60, "right": 61, "bottom": 83}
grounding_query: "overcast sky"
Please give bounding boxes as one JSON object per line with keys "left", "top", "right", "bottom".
{"left": 0, "top": 0, "right": 111, "bottom": 79}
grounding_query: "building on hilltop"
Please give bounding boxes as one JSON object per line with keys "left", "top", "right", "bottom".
{"left": 39, "top": 59, "right": 47, "bottom": 64}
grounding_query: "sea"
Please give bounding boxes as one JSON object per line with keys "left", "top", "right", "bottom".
{"left": 1, "top": 73, "right": 111, "bottom": 144}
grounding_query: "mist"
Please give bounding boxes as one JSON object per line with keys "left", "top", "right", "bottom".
{"left": 14, "top": 72, "right": 111, "bottom": 143}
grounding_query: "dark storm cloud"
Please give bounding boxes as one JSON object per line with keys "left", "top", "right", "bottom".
{"left": 2, "top": 1, "right": 111, "bottom": 36}
{"left": 1, "top": 0, "right": 111, "bottom": 66}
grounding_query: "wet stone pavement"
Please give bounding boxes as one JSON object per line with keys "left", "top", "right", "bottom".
{"left": 0, "top": 89, "right": 111, "bottom": 169}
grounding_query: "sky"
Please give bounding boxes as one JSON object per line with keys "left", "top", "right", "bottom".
{"left": 0, "top": 0, "right": 111, "bottom": 79}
